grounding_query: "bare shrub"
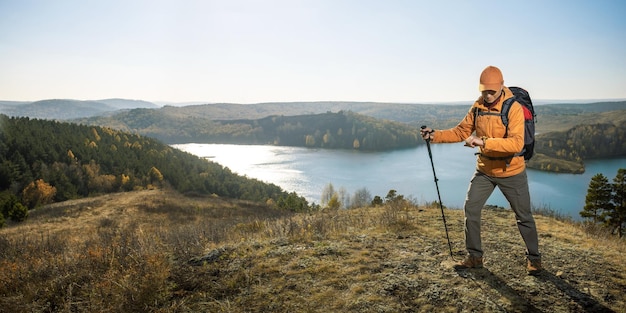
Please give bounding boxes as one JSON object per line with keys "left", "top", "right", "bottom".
{"left": 379, "top": 198, "right": 417, "bottom": 232}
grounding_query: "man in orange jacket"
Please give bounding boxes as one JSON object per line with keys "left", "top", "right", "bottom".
{"left": 420, "top": 66, "right": 542, "bottom": 275}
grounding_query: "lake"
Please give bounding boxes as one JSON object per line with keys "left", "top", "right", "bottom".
{"left": 172, "top": 143, "right": 626, "bottom": 220}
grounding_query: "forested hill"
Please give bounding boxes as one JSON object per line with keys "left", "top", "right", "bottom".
{"left": 74, "top": 100, "right": 626, "bottom": 140}
{"left": 75, "top": 101, "right": 469, "bottom": 141}
{"left": 0, "top": 115, "right": 309, "bottom": 222}
{"left": 529, "top": 120, "right": 626, "bottom": 173}
{"left": 126, "top": 100, "right": 626, "bottom": 130}
{"left": 78, "top": 110, "right": 422, "bottom": 150}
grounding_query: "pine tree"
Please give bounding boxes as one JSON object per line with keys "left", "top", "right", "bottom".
{"left": 609, "top": 169, "right": 626, "bottom": 237}
{"left": 581, "top": 173, "right": 613, "bottom": 223}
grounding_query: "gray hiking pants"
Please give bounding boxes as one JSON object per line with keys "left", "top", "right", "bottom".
{"left": 463, "top": 169, "right": 541, "bottom": 260}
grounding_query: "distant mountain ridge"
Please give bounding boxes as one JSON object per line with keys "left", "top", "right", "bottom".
{"left": 72, "top": 99, "right": 626, "bottom": 143}
{"left": 157, "top": 100, "right": 626, "bottom": 125}
{"left": 2, "top": 98, "right": 625, "bottom": 125}
{"left": 96, "top": 98, "right": 159, "bottom": 110}
{"left": 0, "top": 98, "right": 159, "bottom": 120}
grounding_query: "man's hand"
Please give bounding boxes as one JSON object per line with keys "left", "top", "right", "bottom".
{"left": 464, "top": 135, "right": 485, "bottom": 148}
{"left": 420, "top": 126, "right": 434, "bottom": 141}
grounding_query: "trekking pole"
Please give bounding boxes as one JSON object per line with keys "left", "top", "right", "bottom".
{"left": 420, "top": 126, "right": 454, "bottom": 258}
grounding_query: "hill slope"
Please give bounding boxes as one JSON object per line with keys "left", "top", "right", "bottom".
{"left": 155, "top": 100, "right": 626, "bottom": 129}
{"left": 0, "top": 115, "right": 307, "bottom": 219}
{"left": 111, "top": 100, "right": 626, "bottom": 132}
{"left": 0, "top": 98, "right": 159, "bottom": 119}
{"left": 1, "top": 189, "right": 623, "bottom": 312}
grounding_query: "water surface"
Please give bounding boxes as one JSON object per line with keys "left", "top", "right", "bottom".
{"left": 173, "top": 143, "right": 626, "bottom": 220}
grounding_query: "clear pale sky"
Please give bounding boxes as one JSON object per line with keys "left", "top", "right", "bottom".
{"left": 1, "top": 0, "right": 625, "bottom": 104}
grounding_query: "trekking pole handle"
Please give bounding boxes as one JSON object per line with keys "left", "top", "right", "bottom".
{"left": 420, "top": 125, "right": 434, "bottom": 141}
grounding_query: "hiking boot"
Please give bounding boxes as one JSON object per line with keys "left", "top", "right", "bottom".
{"left": 453, "top": 255, "right": 483, "bottom": 270}
{"left": 527, "top": 259, "right": 542, "bottom": 275}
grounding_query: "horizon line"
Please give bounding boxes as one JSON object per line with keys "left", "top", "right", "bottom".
{"left": 3, "top": 97, "right": 626, "bottom": 106}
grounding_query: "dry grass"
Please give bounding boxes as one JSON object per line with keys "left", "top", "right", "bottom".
{"left": 0, "top": 189, "right": 624, "bottom": 312}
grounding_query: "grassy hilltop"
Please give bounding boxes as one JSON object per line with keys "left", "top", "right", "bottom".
{"left": 1, "top": 188, "right": 624, "bottom": 312}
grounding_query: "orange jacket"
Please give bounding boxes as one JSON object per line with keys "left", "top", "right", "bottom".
{"left": 432, "top": 86, "right": 525, "bottom": 177}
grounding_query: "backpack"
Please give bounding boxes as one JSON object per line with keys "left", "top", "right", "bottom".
{"left": 474, "top": 86, "right": 536, "bottom": 160}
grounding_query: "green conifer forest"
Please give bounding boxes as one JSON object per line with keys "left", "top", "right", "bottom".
{"left": 0, "top": 115, "right": 309, "bottom": 225}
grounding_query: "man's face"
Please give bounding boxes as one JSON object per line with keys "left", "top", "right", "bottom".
{"left": 482, "top": 88, "right": 502, "bottom": 104}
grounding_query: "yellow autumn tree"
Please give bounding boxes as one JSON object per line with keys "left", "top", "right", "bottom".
{"left": 326, "top": 194, "right": 341, "bottom": 211}
{"left": 22, "top": 179, "right": 57, "bottom": 209}
{"left": 149, "top": 167, "right": 164, "bottom": 186}
{"left": 91, "top": 127, "right": 101, "bottom": 141}
{"left": 323, "top": 131, "right": 331, "bottom": 144}
{"left": 120, "top": 174, "right": 130, "bottom": 186}
{"left": 305, "top": 135, "right": 316, "bottom": 147}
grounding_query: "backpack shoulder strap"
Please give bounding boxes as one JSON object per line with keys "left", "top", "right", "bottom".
{"left": 474, "top": 98, "right": 515, "bottom": 132}
{"left": 500, "top": 97, "right": 515, "bottom": 128}
{"left": 472, "top": 106, "right": 479, "bottom": 129}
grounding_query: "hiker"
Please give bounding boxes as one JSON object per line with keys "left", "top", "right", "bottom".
{"left": 420, "top": 65, "right": 542, "bottom": 275}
